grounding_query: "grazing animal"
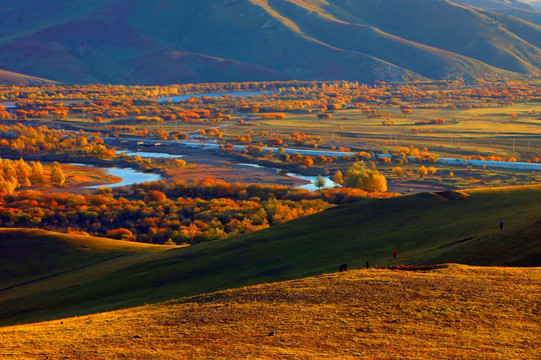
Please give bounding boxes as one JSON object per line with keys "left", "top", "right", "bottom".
{"left": 339, "top": 263, "right": 348, "bottom": 272}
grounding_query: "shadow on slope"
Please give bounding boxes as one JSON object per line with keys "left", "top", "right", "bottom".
{"left": 0, "top": 185, "right": 540, "bottom": 325}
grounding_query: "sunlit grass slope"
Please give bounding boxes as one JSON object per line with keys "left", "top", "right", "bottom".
{"left": 0, "top": 69, "right": 56, "bottom": 86}
{"left": 0, "top": 185, "right": 540, "bottom": 326}
{"left": 0, "top": 265, "right": 539, "bottom": 359}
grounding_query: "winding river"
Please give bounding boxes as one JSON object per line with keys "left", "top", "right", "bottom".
{"left": 237, "top": 163, "right": 338, "bottom": 191}
{"left": 76, "top": 147, "right": 541, "bottom": 191}
{"left": 69, "top": 163, "right": 164, "bottom": 189}
{"left": 71, "top": 151, "right": 335, "bottom": 191}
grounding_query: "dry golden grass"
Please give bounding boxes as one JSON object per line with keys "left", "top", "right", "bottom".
{"left": 34, "top": 164, "right": 121, "bottom": 193}
{"left": 1, "top": 264, "right": 539, "bottom": 359}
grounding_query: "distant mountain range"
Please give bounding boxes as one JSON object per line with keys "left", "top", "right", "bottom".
{"left": 0, "top": 0, "right": 540, "bottom": 85}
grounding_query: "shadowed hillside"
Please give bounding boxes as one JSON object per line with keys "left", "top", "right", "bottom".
{"left": 0, "top": 185, "right": 540, "bottom": 326}
{"left": 0, "top": 0, "right": 540, "bottom": 84}
{"left": 0, "top": 229, "right": 175, "bottom": 291}
{"left": 0, "top": 264, "right": 539, "bottom": 359}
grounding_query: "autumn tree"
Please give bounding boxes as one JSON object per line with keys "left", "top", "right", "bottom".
{"left": 303, "top": 157, "right": 314, "bottom": 167}
{"left": 27, "top": 161, "right": 43, "bottom": 184}
{"left": 343, "top": 162, "right": 387, "bottom": 192}
{"left": 50, "top": 162, "right": 65, "bottom": 185}
{"left": 417, "top": 165, "right": 428, "bottom": 178}
{"left": 314, "top": 175, "right": 326, "bottom": 189}
{"left": 392, "top": 167, "right": 404, "bottom": 176}
{"left": 331, "top": 170, "right": 343, "bottom": 185}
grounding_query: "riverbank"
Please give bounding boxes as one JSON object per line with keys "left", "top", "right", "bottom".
{"left": 16, "top": 164, "right": 122, "bottom": 195}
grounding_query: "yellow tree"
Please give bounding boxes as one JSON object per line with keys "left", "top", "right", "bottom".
{"left": 417, "top": 165, "right": 428, "bottom": 178}
{"left": 50, "top": 162, "right": 65, "bottom": 185}
{"left": 331, "top": 170, "right": 343, "bottom": 185}
{"left": 343, "top": 162, "right": 387, "bottom": 192}
{"left": 30, "top": 161, "right": 45, "bottom": 184}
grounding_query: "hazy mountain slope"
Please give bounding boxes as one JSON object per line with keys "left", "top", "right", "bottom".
{"left": 451, "top": 0, "right": 534, "bottom": 10}
{"left": 122, "top": 0, "right": 416, "bottom": 82}
{"left": 452, "top": 0, "right": 541, "bottom": 24}
{"left": 321, "top": 0, "right": 541, "bottom": 73}
{"left": 0, "top": 0, "right": 540, "bottom": 84}
{"left": 0, "top": 185, "right": 540, "bottom": 325}
{"left": 477, "top": 9, "right": 541, "bottom": 48}
{"left": 530, "top": 1, "right": 541, "bottom": 10}
{"left": 0, "top": 69, "right": 57, "bottom": 85}
{"left": 263, "top": 0, "right": 516, "bottom": 79}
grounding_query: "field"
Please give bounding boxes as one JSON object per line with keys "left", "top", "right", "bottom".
{"left": 0, "top": 264, "right": 538, "bottom": 359}
{"left": 0, "top": 184, "right": 540, "bottom": 327}
{"left": 0, "top": 80, "right": 540, "bottom": 358}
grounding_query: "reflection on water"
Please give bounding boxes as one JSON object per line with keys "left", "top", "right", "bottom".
{"left": 238, "top": 163, "right": 337, "bottom": 191}
{"left": 158, "top": 90, "right": 274, "bottom": 102}
{"left": 70, "top": 163, "right": 164, "bottom": 189}
{"left": 288, "top": 173, "right": 337, "bottom": 191}
{"left": 122, "top": 151, "right": 184, "bottom": 159}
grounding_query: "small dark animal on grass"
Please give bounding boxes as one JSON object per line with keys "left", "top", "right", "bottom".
{"left": 339, "top": 263, "right": 348, "bottom": 272}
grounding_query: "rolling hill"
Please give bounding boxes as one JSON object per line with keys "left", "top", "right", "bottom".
{"left": 0, "top": 264, "right": 539, "bottom": 359}
{"left": 0, "top": 185, "right": 540, "bottom": 326}
{"left": 0, "top": 0, "right": 540, "bottom": 84}
{"left": 0, "top": 69, "right": 57, "bottom": 86}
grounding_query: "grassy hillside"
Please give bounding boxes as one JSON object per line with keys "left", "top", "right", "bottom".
{"left": 0, "top": 229, "right": 175, "bottom": 290}
{"left": 0, "top": 0, "right": 539, "bottom": 84}
{"left": 0, "top": 69, "right": 56, "bottom": 85}
{"left": 0, "top": 185, "right": 540, "bottom": 326}
{"left": 0, "top": 264, "right": 539, "bottom": 359}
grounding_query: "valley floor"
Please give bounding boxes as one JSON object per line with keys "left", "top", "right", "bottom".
{"left": 1, "top": 264, "right": 539, "bottom": 359}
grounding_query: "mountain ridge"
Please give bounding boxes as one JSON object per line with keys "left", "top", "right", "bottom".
{"left": 0, "top": 0, "right": 540, "bottom": 84}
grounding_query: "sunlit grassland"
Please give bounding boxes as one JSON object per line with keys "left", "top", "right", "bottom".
{"left": 381, "top": 163, "right": 541, "bottom": 189}
{"left": 244, "top": 104, "right": 541, "bottom": 157}
{"left": 56, "top": 99, "right": 541, "bottom": 160}
{"left": 45, "top": 163, "right": 121, "bottom": 189}
{"left": 0, "top": 264, "right": 538, "bottom": 359}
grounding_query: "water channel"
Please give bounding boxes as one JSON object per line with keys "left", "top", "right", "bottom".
{"left": 157, "top": 90, "right": 276, "bottom": 103}
{"left": 237, "top": 163, "right": 337, "bottom": 191}
{"left": 71, "top": 150, "right": 336, "bottom": 191}
{"left": 77, "top": 147, "right": 541, "bottom": 191}
{"left": 70, "top": 163, "right": 164, "bottom": 189}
